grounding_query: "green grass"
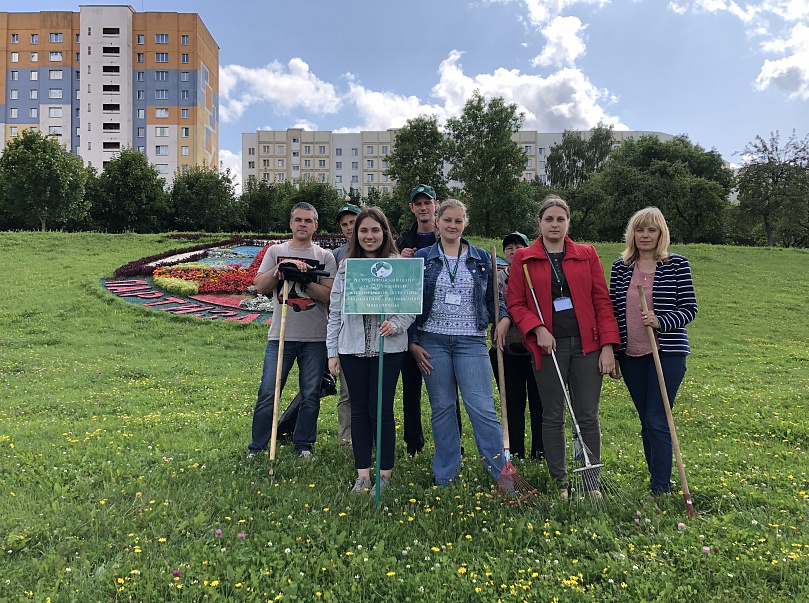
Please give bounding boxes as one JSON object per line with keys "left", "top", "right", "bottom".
{"left": 0, "top": 233, "right": 807, "bottom": 602}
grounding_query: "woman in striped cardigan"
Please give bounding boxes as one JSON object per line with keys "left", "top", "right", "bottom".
{"left": 610, "top": 207, "right": 698, "bottom": 496}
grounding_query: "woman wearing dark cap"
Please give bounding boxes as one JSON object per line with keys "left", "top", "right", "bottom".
{"left": 490, "top": 231, "right": 544, "bottom": 460}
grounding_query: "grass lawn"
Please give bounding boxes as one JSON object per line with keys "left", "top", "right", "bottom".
{"left": 0, "top": 232, "right": 807, "bottom": 602}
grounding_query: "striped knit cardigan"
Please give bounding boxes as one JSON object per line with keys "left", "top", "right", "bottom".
{"left": 609, "top": 253, "right": 698, "bottom": 355}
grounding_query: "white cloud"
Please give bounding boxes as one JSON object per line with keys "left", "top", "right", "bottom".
{"left": 219, "top": 149, "right": 242, "bottom": 195}
{"left": 668, "top": 0, "right": 809, "bottom": 99}
{"left": 429, "top": 51, "right": 625, "bottom": 132}
{"left": 219, "top": 58, "right": 341, "bottom": 123}
{"left": 532, "top": 16, "right": 587, "bottom": 67}
{"left": 756, "top": 22, "right": 809, "bottom": 99}
{"left": 345, "top": 82, "right": 448, "bottom": 130}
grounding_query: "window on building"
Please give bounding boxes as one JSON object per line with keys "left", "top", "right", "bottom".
{"left": 102, "top": 103, "right": 120, "bottom": 112}
{"left": 155, "top": 145, "right": 169, "bottom": 156}
{"left": 304, "top": 159, "right": 311, "bottom": 168}
{"left": 335, "top": 175, "right": 342, "bottom": 183}
{"left": 181, "top": 108, "right": 188, "bottom": 118}
{"left": 10, "top": 71, "right": 18, "bottom": 81}
{"left": 49, "top": 126, "right": 63, "bottom": 136}
{"left": 304, "top": 145, "right": 311, "bottom": 154}
{"left": 248, "top": 147, "right": 255, "bottom": 155}
{"left": 30, "top": 89, "right": 38, "bottom": 99}
{"left": 76, "top": 52, "right": 81, "bottom": 61}
{"left": 30, "top": 71, "right": 37, "bottom": 80}
{"left": 180, "top": 90, "right": 189, "bottom": 100}
{"left": 366, "top": 145, "right": 374, "bottom": 154}
{"left": 9, "top": 89, "right": 17, "bottom": 100}
{"left": 292, "top": 137, "right": 299, "bottom": 143}
{"left": 49, "top": 107, "right": 63, "bottom": 118}
{"left": 137, "top": 146, "right": 145, "bottom": 154}
{"left": 50, "top": 33, "right": 63, "bottom": 43}
{"left": 538, "top": 147, "right": 545, "bottom": 155}
{"left": 11, "top": 52, "right": 18, "bottom": 62}
{"left": 381, "top": 145, "right": 388, "bottom": 154}
{"left": 136, "top": 71, "right": 144, "bottom": 82}
{"left": 11, "top": 34, "right": 19, "bottom": 43}
{"left": 155, "top": 53, "right": 168, "bottom": 63}
{"left": 367, "top": 174, "right": 374, "bottom": 182}
{"left": 277, "top": 173, "right": 285, "bottom": 182}
{"left": 181, "top": 35, "right": 189, "bottom": 45}
{"left": 248, "top": 161, "right": 255, "bottom": 169}
{"left": 155, "top": 108, "right": 169, "bottom": 118}
{"left": 155, "top": 90, "right": 168, "bottom": 100}
{"left": 524, "top": 145, "right": 532, "bottom": 153}
{"left": 292, "top": 165, "right": 299, "bottom": 171}
{"left": 136, "top": 90, "right": 145, "bottom": 100}
{"left": 137, "top": 53, "right": 144, "bottom": 63}
{"left": 277, "top": 144, "right": 285, "bottom": 153}
{"left": 351, "top": 148, "right": 358, "bottom": 156}
{"left": 137, "top": 109, "right": 145, "bottom": 119}
{"left": 335, "top": 148, "right": 342, "bottom": 156}
{"left": 181, "top": 54, "right": 189, "bottom": 64}
{"left": 31, "top": 52, "right": 38, "bottom": 62}
{"left": 262, "top": 159, "right": 270, "bottom": 167}
{"left": 278, "top": 159, "right": 285, "bottom": 167}
{"left": 181, "top": 127, "right": 190, "bottom": 137}
{"left": 155, "top": 71, "right": 168, "bottom": 81}
{"left": 31, "top": 33, "right": 38, "bottom": 44}
{"left": 292, "top": 151, "right": 299, "bottom": 157}
{"left": 366, "top": 159, "right": 374, "bottom": 168}
{"left": 102, "top": 27, "right": 119, "bottom": 35}
{"left": 156, "top": 164, "right": 169, "bottom": 174}
{"left": 318, "top": 159, "right": 326, "bottom": 168}
{"left": 103, "top": 84, "right": 120, "bottom": 92}
{"left": 10, "top": 127, "right": 18, "bottom": 136}
{"left": 49, "top": 70, "right": 62, "bottom": 80}
{"left": 87, "top": 27, "right": 91, "bottom": 36}
{"left": 137, "top": 128, "right": 145, "bottom": 137}
{"left": 304, "top": 173, "right": 312, "bottom": 182}
{"left": 382, "top": 175, "right": 388, "bottom": 182}
{"left": 155, "top": 127, "right": 169, "bottom": 136}
{"left": 181, "top": 146, "right": 189, "bottom": 156}
{"left": 351, "top": 162, "right": 358, "bottom": 170}
{"left": 335, "top": 161, "right": 342, "bottom": 169}
{"left": 9, "top": 108, "right": 17, "bottom": 119}
{"left": 101, "top": 65, "right": 119, "bottom": 74}
{"left": 137, "top": 34, "right": 144, "bottom": 44}
{"left": 180, "top": 71, "right": 190, "bottom": 82}
{"left": 30, "top": 108, "right": 38, "bottom": 118}
{"left": 155, "top": 34, "right": 169, "bottom": 44}
{"left": 318, "top": 145, "right": 326, "bottom": 154}
{"left": 351, "top": 175, "right": 358, "bottom": 183}
{"left": 526, "top": 158, "right": 532, "bottom": 168}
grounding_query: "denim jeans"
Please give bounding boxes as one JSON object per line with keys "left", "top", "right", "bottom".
{"left": 618, "top": 352, "right": 687, "bottom": 494}
{"left": 420, "top": 332, "right": 505, "bottom": 485}
{"left": 249, "top": 340, "right": 326, "bottom": 454}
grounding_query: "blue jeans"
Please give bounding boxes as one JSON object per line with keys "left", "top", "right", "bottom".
{"left": 249, "top": 340, "right": 326, "bottom": 454}
{"left": 420, "top": 332, "right": 505, "bottom": 485}
{"left": 618, "top": 352, "right": 687, "bottom": 494}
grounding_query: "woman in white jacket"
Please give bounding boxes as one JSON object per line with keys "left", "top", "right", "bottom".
{"left": 326, "top": 207, "right": 415, "bottom": 496}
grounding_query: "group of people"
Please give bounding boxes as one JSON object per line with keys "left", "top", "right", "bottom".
{"left": 248, "top": 186, "right": 698, "bottom": 500}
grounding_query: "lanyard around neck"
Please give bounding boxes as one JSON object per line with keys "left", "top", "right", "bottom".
{"left": 543, "top": 243, "right": 566, "bottom": 294}
{"left": 438, "top": 240, "right": 462, "bottom": 286}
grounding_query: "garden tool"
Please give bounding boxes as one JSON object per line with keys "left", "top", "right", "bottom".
{"left": 638, "top": 285, "right": 698, "bottom": 519}
{"left": 268, "top": 278, "right": 290, "bottom": 476}
{"left": 490, "top": 248, "right": 542, "bottom": 506}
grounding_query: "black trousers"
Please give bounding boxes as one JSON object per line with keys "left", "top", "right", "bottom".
{"left": 489, "top": 348, "right": 544, "bottom": 459}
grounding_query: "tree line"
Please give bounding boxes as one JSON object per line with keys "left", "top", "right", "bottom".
{"left": 1, "top": 95, "right": 806, "bottom": 246}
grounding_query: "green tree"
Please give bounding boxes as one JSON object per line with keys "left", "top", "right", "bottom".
{"left": 736, "top": 130, "right": 809, "bottom": 247}
{"left": 241, "top": 180, "right": 297, "bottom": 233}
{"left": 290, "top": 181, "right": 343, "bottom": 233}
{"left": 0, "top": 130, "right": 88, "bottom": 231}
{"left": 596, "top": 135, "right": 733, "bottom": 243}
{"left": 90, "top": 148, "right": 168, "bottom": 233}
{"left": 384, "top": 115, "right": 449, "bottom": 220}
{"left": 546, "top": 123, "right": 615, "bottom": 189}
{"left": 445, "top": 92, "right": 527, "bottom": 237}
{"left": 169, "top": 166, "right": 237, "bottom": 232}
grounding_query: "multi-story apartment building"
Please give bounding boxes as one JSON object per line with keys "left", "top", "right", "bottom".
{"left": 1, "top": 6, "right": 218, "bottom": 182}
{"left": 242, "top": 128, "right": 673, "bottom": 196}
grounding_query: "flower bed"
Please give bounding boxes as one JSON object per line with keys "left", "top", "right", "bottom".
{"left": 153, "top": 245, "right": 269, "bottom": 294}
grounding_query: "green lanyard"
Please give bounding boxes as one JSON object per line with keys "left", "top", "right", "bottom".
{"left": 438, "top": 241, "right": 461, "bottom": 287}
{"left": 543, "top": 243, "right": 566, "bottom": 297}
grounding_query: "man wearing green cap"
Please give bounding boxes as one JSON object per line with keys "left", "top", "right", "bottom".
{"left": 333, "top": 203, "right": 361, "bottom": 265}
{"left": 490, "top": 231, "right": 544, "bottom": 459}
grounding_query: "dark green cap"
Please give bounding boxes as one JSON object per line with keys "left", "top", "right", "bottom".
{"left": 502, "top": 231, "right": 530, "bottom": 249}
{"left": 409, "top": 184, "right": 436, "bottom": 202}
{"left": 336, "top": 203, "right": 361, "bottom": 221}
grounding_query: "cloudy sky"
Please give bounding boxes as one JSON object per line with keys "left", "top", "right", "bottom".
{"left": 37, "top": 1, "right": 809, "bottom": 190}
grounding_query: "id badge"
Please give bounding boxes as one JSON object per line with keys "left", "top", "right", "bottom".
{"left": 553, "top": 296, "right": 573, "bottom": 311}
{"left": 445, "top": 291, "right": 462, "bottom": 305}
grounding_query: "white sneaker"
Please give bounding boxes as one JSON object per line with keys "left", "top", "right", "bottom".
{"left": 351, "top": 476, "right": 371, "bottom": 493}
{"left": 298, "top": 450, "right": 313, "bottom": 461}
{"left": 369, "top": 475, "right": 391, "bottom": 497}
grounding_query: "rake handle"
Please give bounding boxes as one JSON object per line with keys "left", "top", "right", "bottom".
{"left": 521, "top": 264, "right": 596, "bottom": 469}
{"left": 269, "top": 278, "right": 290, "bottom": 465}
{"left": 491, "top": 247, "right": 511, "bottom": 454}
{"left": 638, "top": 285, "right": 695, "bottom": 518}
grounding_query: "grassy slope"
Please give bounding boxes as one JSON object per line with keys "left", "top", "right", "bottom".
{"left": 0, "top": 233, "right": 807, "bottom": 602}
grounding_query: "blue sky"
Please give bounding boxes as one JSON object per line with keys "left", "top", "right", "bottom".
{"left": 31, "top": 1, "right": 809, "bottom": 190}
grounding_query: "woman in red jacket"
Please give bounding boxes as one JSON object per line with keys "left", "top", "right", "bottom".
{"left": 507, "top": 195, "right": 620, "bottom": 499}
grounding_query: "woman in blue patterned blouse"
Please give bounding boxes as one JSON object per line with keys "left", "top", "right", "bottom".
{"left": 610, "top": 207, "right": 698, "bottom": 496}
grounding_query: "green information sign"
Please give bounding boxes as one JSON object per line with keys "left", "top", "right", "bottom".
{"left": 343, "top": 258, "right": 424, "bottom": 315}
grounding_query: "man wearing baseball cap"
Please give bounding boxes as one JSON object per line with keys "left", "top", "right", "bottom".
{"left": 333, "top": 203, "right": 361, "bottom": 265}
